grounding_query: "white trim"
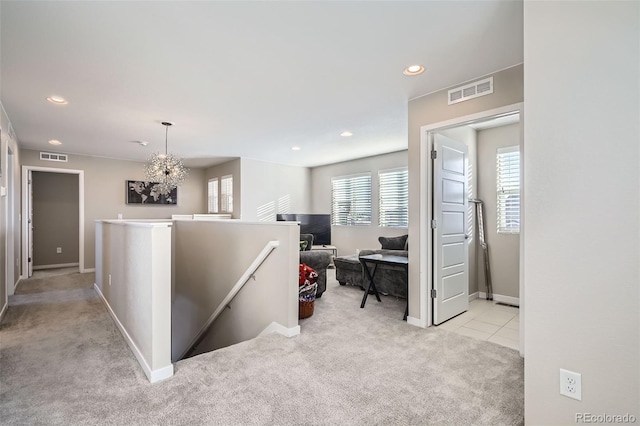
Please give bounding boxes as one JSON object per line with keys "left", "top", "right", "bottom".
{"left": 478, "top": 292, "right": 520, "bottom": 307}
{"left": 33, "top": 262, "right": 79, "bottom": 271}
{"left": 0, "top": 301, "right": 7, "bottom": 323}
{"left": 418, "top": 103, "right": 524, "bottom": 333}
{"left": 94, "top": 283, "right": 174, "bottom": 383}
{"left": 418, "top": 131, "right": 431, "bottom": 327}
{"left": 468, "top": 291, "right": 479, "bottom": 302}
{"left": 148, "top": 365, "right": 174, "bottom": 383}
{"left": 13, "top": 278, "right": 23, "bottom": 293}
{"left": 22, "top": 166, "right": 85, "bottom": 277}
{"left": 259, "top": 322, "right": 300, "bottom": 338}
{"left": 82, "top": 268, "right": 96, "bottom": 273}
{"left": 5, "top": 146, "right": 16, "bottom": 296}
{"left": 97, "top": 219, "right": 172, "bottom": 228}
{"left": 406, "top": 315, "right": 427, "bottom": 329}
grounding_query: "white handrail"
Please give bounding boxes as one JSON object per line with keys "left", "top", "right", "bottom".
{"left": 178, "top": 240, "right": 280, "bottom": 360}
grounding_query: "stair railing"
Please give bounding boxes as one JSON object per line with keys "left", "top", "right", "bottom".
{"left": 178, "top": 240, "right": 280, "bottom": 360}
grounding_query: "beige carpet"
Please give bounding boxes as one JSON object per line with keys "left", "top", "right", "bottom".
{"left": 0, "top": 270, "right": 524, "bottom": 425}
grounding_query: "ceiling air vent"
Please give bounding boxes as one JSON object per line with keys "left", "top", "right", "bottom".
{"left": 40, "top": 152, "right": 68, "bottom": 162}
{"left": 448, "top": 77, "right": 494, "bottom": 105}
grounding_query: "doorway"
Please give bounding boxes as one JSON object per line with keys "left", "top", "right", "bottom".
{"left": 419, "top": 103, "right": 524, "bottom": 355}
{"left": 21, "top": 166, "right": 85, "bottom": 279}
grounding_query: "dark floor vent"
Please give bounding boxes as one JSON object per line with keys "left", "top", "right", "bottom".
{"left": 496, "top": 301, "right": 519, "bottom": 308}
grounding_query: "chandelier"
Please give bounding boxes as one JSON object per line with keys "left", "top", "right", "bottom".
{"left": 144, "top": 121, "right": 189, "bottom": 196}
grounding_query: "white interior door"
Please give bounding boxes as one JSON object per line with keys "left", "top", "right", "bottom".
{"left": 28, "top": 169, "right": 33, "bottom": 278}
{"left": 432, "top": 133, "right": 469, "bottom": 325}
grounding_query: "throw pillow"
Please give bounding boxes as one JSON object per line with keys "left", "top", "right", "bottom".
{"left": 378, "top": 234, "right": 408, "bottom": 250}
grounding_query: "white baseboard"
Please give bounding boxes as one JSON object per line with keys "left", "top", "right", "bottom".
{"left": 93, "top": 283, "right": 174, "bottom": 383}
{"left": 468, "top": 292, "right": 479, "bottom": 302}
{"left": 407, "top": 316, "right": 427, "bottom": 328}
{"left": 82, "top": 268, "right": 96, "bottom": 273}
{"left": 478, "top": 292, "right": 520, "bottom": 306}
{"left": 149, "top": 364, "right": 174, "bottom": 383}
{"left": 14, "top": 277, "right": 24, "bottom": 293}
{"left": 259, "top": 322, "right": 300, "bottom": 338}
{"left": 33, "top": 262, "right": 79, "bottom": 270}
{"left": 0, "top": 301, "right": 7, "bottom": 323}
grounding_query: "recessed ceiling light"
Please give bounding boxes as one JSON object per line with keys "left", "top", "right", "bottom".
{"left": 403, "top": 65, "right": 425, "bottom": 76}
{"left": 48, "top": 139, "right": 62, "bottom": 146}
{"left": 46, "top": 96, "right": 68, "bottom": 105}
{"left": 292, "top": 146, "right": 301, "bottom": 151}
{"left": 340, "top": 131, "right": 353, "bottom": 137}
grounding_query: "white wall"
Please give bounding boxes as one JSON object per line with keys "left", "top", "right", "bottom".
{"left": 240, "top": 158, "right": 311, "bottom": 222}
{"left": 477, "top": 124, "right": 520, "bottom": 299}
{"left": 95, "top": 220, "right": 173, "bottom": 383}
{"left": 310, "top": 150, "right": 408, "bottom": 256}
{"left": 21, "top": 149, "right": 206, "bottom": 269}
{"left": 524, "top": 2, "right": 639, "bottom": 423}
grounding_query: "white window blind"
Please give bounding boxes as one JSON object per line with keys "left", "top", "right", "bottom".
{"left": 378, "top": 167, "right": 408, "bottom": 227}
{"left": 331, "top": 173, "right": 372, "bottom": 226}
{"left": 221, "top": 175, "right": 233, "bottom": 213}
{"left": 207, "top": 178, "right": 219, "bottom": 213}
{"left": 496, "top": 146, "right": 520, "bottom": 233}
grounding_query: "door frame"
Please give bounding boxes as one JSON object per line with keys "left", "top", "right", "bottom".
{"left": 419, "top": 102, "right": 524, "bottom": 356}
{"left": 21, "top": 166, "right": 85, "bottom": 279}
{"left": 6, "top": 148, "right": 15, "bottom": 295}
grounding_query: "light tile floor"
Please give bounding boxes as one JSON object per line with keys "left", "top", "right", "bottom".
{"left": 436, "top": 298, "right": 520, "bottom": 350}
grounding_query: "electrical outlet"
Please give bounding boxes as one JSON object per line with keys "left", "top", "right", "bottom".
{"left": 56, "top": 247, "right": 62, "bottom": 254}
{"left": 560, "top": 368, "right": 582, "bottom": 400}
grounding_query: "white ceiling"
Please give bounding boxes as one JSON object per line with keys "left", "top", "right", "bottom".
{"left": 0, "top": 1, "right": 523, "bottom": 168}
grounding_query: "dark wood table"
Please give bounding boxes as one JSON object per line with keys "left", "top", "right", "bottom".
{"left": 359, "top": 254, "right": 409, "bottom": 320}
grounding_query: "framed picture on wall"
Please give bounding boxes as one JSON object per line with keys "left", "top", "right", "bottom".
{"left": 126, "top": 180, "right": 177, "bottom": 205}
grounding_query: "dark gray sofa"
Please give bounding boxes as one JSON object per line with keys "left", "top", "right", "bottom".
{"left": 335, "top": 234, "right": 408, "bottom": 298}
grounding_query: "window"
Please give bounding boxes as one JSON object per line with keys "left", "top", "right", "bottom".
{"left": 207, "top": 178, "right": 218, "bottom": 213}
{"left": 378, "top": 167, "right": 408, "bottom": 227}
{"left": 331, "top": 173, "right": 371, "bottom": 226}
{"left": 496, "top": 146, "right": 520, "bottom": 233}
{"left": 221, "top": 175, "right": 233, "bottom": 213}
